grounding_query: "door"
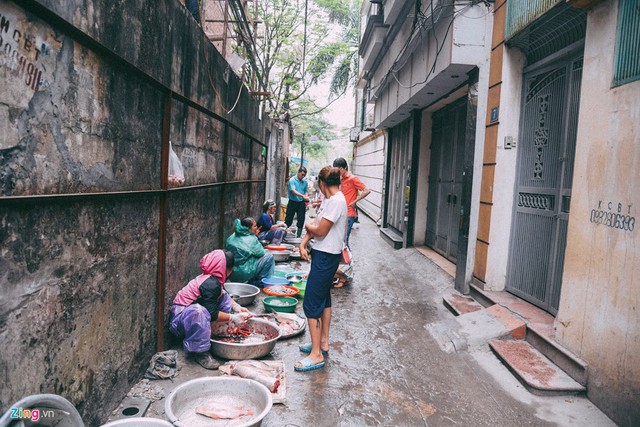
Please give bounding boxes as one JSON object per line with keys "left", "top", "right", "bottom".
{"left": 426, "top": 99, "right": 467, "bottom": 262}
{"left": 387, "top": 119, "right": 413, "bottom": 234}
{"left": 506, "top": 54, "right": 583, "bottom": 314}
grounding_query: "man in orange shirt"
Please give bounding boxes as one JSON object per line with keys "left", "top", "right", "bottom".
{"left": 332, "top": 158, "right": 371, "bottom": 250}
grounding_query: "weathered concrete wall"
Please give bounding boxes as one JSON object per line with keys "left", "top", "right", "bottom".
{"left": 555, "top": 1, "right": 640, "bottom": 425}
{"left": 0, "top": 0, "right": 268, "bottom": 424}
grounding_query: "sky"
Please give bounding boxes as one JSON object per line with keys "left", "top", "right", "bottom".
{"left": 308, "top": 80, "right": 357, "bottom": 136}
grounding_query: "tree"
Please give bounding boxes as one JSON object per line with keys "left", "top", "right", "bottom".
{"left": 314, "top": 0, "right": 361, "bottom": 99}
{"left": 289, "top": 97, "right": 335, "bottom": 172}
{"left": 229, "top": 0, "right": 358, "bottom": 117}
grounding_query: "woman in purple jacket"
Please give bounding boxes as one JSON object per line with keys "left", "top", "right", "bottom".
{"left": 169, "top": 250, "right": 251, "bottom": 369}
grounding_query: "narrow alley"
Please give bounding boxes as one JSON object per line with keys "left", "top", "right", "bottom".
{"left": 125, "top": 215, "right": 614, "bottom": 427}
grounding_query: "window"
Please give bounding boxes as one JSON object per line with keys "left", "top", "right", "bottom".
{"left": 612, "top": 0, "right": 640, "bottom": 87}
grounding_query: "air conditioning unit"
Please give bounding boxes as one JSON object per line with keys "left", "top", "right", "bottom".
{"left": 364, "top": 112, "right": 376, "bottom": 132}
{"left": 349, "top": 127, "right": 360, "bottom": 142}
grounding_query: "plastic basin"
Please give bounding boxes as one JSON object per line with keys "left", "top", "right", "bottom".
{"left": 263, "top": 296, "right": 298, "bottom": 313}
{"left": 261, "top": 277, "right": 290, "bottom": 287}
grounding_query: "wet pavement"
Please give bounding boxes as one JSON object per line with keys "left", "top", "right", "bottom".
{"left": 116, "top": 215, "right": 615, "bottom": 426}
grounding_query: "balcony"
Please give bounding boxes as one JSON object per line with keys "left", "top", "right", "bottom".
{"left": 359, "top": 13, "right": 388, "bottom": 73}
{"left": 505, "top": 0, "right": 562, "bottom": 40}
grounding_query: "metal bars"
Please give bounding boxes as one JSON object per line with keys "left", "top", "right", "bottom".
{"left": 612, "top": 0, "right": 640, "bottom": 87}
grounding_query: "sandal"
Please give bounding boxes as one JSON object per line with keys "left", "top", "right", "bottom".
{"left": 294, "top": 356, "right": 325, "bottom": 372}
{"left": 333, "top": 279, "right": 348, "bottom": 288}
{"left": 299, "top": 342, "right": 328, "bottom": 356}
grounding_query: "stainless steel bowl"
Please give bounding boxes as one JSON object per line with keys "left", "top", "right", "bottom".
{"left": 165, "top": 377, "right": 272, "bottom": 427}
{"left": 101, "top": 418, "right": 173, "bottom": 427}
{"left": 284, "top": 237, "right": 302, "bottom": 245}
{"left": 210, "top": 318, "right": 280, "bottom": 360}
{"left": 267, "top": 250, "right": 291, "bottom": 262}
{"left": 224, "top": 282, "right": 260, "bottom": 306}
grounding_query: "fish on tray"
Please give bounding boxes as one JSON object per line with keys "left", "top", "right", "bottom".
{"left": 196, "top": 401, "right": 254, "bottom": 420}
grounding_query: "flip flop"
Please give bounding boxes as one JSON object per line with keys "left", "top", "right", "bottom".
{"left": 333, "top": 280, "right": 348, "bottom": 288}
{"left": 294, "top": 356, "right": 325, "bottom": 372}
{"left": 299, "top": 342, "right": 328, "bottom": 356}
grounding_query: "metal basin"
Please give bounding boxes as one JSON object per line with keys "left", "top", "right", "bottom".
{"left": 210, "top": 318, "right": 280, "bottom": 360}
{"left": 165, "top": 377, "right": 272, "bottom": 427}
{"left": 224, "top": 283, "right": 260, "bottom": 306}
{"left": 283, "top": 237, "right": 302, "bottom": 245}
{"left": 102, "top": 418, "right": 173, "bottom": 427}
{"left": 267, "top": 250, "right": 290, "bottom": 262}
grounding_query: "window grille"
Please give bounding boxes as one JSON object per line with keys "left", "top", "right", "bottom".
{"left": 612, "top": 0, "right": 640, "bottom": 87}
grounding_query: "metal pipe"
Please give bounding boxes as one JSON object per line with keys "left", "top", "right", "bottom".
{"left": 156, "top": 92, "right": 172, "bottom": 352}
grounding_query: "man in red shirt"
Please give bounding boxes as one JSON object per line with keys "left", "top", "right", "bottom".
{"left": 333, "top": 158, "right": 371, "bottom": 250}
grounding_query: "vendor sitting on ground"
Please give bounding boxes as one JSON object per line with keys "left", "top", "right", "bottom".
{"left": 169, "top": 250, "right": 252, "bottom": 370}
{"left": 257, "top": 199, "right": 287, "bottom": 245}
{"left": 226, "top": 217, "right": 275, "bottom": 287}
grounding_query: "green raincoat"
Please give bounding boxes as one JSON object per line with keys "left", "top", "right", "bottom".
{"left": 225, "top": 218, "right": 266, "bottom": 283}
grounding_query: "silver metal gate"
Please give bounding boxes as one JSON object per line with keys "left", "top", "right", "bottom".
{"left": 506, "top": 54, "right": 583, "bottom": 314}
{"left": 387, "top": 119, "right": 413, "bottom": 234}
{"left": 426, "top": 99, "right": 467, "bottom": 262}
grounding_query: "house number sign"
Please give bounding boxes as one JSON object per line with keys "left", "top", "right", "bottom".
{"left": 590, "top": 200, "right": 635, "bottom": 232}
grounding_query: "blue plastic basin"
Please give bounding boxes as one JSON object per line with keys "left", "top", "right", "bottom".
{"left": 261, "top": 277, "right": 290, "bottom": 287}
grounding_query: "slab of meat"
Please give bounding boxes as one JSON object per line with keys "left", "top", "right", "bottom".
{"left": 195, "top": 401, "right": 254, "bottom": 419}
{"left": 232, "top": 364, "right": 281, "bottom": 393}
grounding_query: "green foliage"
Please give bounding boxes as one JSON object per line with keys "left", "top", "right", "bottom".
{"left": 239, "top": 0, "right": 360, "bottom": 115}
{"left": 290, "top": 97, "right": 335, "bottom": 165}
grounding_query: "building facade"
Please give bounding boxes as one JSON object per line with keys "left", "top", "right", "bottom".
{"left": 476, "top": 0, "right": 639, "bottom": 424}
{"left": 355, "top": 0, "right": 493, "bottom": 291}
{"left": 357, "top": 0, "right": 639, "bottom": 424}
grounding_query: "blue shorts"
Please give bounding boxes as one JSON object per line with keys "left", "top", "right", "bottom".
{"left": 303, "top": 249, "right": 341, "bottom": 319}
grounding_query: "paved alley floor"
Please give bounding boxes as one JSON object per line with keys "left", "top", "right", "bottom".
{"left": 124, "top": 215, "right": 615, "bottom": 427}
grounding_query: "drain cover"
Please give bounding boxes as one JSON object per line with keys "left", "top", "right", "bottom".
{"left": 111, "top": 397, "right": 151, "bottom": 421}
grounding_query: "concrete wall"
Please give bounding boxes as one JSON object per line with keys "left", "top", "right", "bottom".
{"left": 352, "top": 130, "right": 385, "bottom": 223}
{"left": 0, "top": 0, "right": 268, "bottom": 424}
{"left": 555, "top": 1, "right": 640, "bottom": 424}
{"left": 481, "top": 46, "right": 526, "bottom": 290}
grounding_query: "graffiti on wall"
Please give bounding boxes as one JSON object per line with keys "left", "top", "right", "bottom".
{"left": 590, "top": 200, "right": 635, "bottom": 232}
{"left": 0, "top": 2, "right": 58, "bottom": 92}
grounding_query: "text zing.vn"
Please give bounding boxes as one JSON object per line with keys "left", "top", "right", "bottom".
{"left": 10, "top": 407, "right": 54, "bottom": 421}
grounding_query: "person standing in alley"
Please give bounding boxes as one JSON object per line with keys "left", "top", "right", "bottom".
{"left": 332, "top": 158, "right": 370, "bottom": 250}
{"left": 285, "top": 166, "right": 310, "bottom": 238}
{"left": 295, "top": 166, "right": 347, "bottom": 372}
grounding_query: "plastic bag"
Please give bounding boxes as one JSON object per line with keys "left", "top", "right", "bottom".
{"left": 339, "top": 246, "right": 351, "bottom": 264}
{"left": 168, "top": 141, "right": 185, "bottom": 187}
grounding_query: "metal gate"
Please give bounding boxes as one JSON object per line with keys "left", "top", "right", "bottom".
{"left": 426, "top": 99, "right": 467, "bottom": 262}
{"left": 506, "top": 54, "right": 583, "bottom": 314}
{"left": 386, "top": 119, "right": 413, "bottom": 234}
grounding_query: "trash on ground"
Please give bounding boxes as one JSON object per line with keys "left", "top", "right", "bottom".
{"left": 144, "top": 350, "right": 180, "bottom": 380}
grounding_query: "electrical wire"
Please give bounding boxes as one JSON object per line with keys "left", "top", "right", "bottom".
{"left": 370, "top": 0, "right": 486, "bottom": 96}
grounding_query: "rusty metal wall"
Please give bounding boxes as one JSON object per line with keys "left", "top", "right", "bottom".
{"left": 0, "top": 0, "right": 268, "bottom": 424}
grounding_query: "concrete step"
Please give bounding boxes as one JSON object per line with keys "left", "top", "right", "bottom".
{"left": 526, "top": 325, "right": 588, "bottom": 386}
{"left": 379, "top": 227, "right": 403, "bottom": 249}
{"left": 453, "top": 284, "right": 589, "bottom": 389}
{"left": 443, "top": 292, "right": 485, "bottom": 316}
{"left": 469, "top": 281, "right": 497, "bottom": 308}
{"left": 490, "top": 339, "right": 587, "bottom": 396}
